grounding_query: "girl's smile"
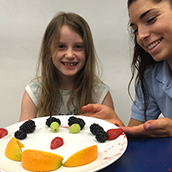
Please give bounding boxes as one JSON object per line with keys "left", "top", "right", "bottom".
{"left": 51, "top": 25, "right": 86, "bottom": 79}
{"left": 62, "top": 62, "right": 78, "bottom": 67}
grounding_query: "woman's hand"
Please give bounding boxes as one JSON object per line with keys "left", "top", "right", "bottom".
{"left": 81, "top": 104, "right": 125, "bottom": 127}
{"left": 120, "top": 117, "right": 172, "bottom": 137}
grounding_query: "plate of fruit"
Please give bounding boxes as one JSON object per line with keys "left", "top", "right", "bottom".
{"left": 0, "top": 115, "right": 127, "bottom": 172}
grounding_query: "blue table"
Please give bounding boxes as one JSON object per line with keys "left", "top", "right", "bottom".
{"left": 99, "top": 137, "right": 172, "bottom": 172}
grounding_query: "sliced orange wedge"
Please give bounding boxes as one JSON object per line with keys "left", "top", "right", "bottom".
{"left": 22, "top": 149, "right": 63, "bottom": 171}
{"left": 63, "top": 145, "right": 98, "bottom": 167}
{"left": 5, "top": 137, "right": 24, "bottom": 161}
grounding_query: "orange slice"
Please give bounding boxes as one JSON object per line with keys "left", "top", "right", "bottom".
{"left": 5, "top": 137, "right": 24, "bottom": 161}
{"left": 63, "top": 145, "right": 98, "bottom": 167}
{"left": 22, "top": 149, "right": 63, "bottom": 171}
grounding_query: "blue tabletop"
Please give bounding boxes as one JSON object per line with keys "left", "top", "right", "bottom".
{"left": 99, "top": 137, "right": 172, "bottom": 172}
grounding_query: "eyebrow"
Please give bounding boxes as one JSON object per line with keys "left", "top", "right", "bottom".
{"left": 130, "top": 9, "right": 153, "bottom": 27}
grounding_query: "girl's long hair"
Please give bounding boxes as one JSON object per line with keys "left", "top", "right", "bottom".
{"left": 36, "top": 12, "right": 102, "bottom": 117}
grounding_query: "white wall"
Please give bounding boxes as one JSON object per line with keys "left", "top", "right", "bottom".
{"left": 0, "top": 0, "right": 133, "bottom": 127}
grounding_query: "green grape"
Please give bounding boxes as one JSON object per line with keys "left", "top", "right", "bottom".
{"left": 69, "top": 123, "right": 81, "bottom": 134}
{"left": 50, "top": 122, "right": 60, "bottom": 133}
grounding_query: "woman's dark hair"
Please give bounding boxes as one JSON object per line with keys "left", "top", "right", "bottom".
{"left": 128, "top": 36, "right": 155, "bottom": 120}
{"left": 127, "top": 0, "right": 168, "bottom": 120}
{"left": 128, "top": 0, "right": 172, "bottom": 8}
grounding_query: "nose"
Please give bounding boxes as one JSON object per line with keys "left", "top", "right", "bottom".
{"left": 137, "top": 25, "right": 150, "bottom": 42}
{"left": 65, "top": 47, "right": 74, "bottom": 58}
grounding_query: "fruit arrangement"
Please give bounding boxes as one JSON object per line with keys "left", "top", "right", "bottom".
{"left": 3, "top": 116, "right": 125, "bottom": 172}
{"left": 4, "top": 136, "right": 98, "bottom": 171}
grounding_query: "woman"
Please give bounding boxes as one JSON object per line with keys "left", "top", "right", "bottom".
{"left": 82, "top": 0, "right": 172, "bottom": 137}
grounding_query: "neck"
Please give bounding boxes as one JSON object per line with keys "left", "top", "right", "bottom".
{"left": 167, "top": 59, "right": 172, "bottom": 76}
{"left": 59, "top": 75, "right": 74, "bottom": 90}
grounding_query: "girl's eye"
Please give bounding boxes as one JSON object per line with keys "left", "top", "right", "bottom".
{"left": 58, "top": 45, "right": 66, "bottom": 50}
{"left": 74, "top": 45, "right": 84, "bottom": 51}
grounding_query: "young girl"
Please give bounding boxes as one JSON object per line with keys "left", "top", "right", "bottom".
{"left": 82, "top": 0, "right": 172, "bottom": 137}
{"left": 19, "top": 12, "right": 115, "bottom": 122}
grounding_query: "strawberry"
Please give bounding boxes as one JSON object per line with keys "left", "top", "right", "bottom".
{"left": 0, "top": 128, "right": 8, "bottom": 139}
{"left": 50, "top": 137, "right": 64, "bottom": 149}
{"left": 106, "top": 128, "right": 123, "bottom": 140}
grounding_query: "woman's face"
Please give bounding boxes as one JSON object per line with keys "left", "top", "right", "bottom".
{"left": 51, "top": 25, "right": 86, "bottom": 80}
{"left": 129, "top": 0, "right": 172, "bottom": 62}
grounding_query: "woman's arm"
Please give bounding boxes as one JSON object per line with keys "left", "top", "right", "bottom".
{"left": 81, "top": 103, "right": 124, "bottom": 126}
{"left": 19, "top": 91, "right": 37, "bottom": 122}
{"left": 120, "top": 117, "right": 172, "bottom": 137}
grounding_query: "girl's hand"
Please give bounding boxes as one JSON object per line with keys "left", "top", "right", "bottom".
{"left": 120, "top": 117, "right": 172, "bottom": 137}
{"left": 81, "top": 104, "right": 125, "bottom": 127}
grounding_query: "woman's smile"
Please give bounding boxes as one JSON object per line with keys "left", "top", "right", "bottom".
{"left": 147, "top": 38, "right": 163, "bottom": 50}
{"left": 129, "top": 0, "right": 172, "bottom": 62}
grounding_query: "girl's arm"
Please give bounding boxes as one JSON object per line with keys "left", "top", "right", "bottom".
{"left": 102, "top": 91, "right": 114, "bottom": 110}
{"left": 19, "top": 91, "right": 37, "bottom": 122}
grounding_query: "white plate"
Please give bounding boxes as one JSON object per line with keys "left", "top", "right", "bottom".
{"left": 0, "top": 116, "right": 127, "bottom": 172}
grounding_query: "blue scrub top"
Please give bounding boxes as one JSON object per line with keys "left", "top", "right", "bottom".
{"left": 131, "top": 60, "right": 172, "bottom": 122}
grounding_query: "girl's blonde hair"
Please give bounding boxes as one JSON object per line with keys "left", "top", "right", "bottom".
{"left": 36, "top": 12, "right": 102, "bottom": 117}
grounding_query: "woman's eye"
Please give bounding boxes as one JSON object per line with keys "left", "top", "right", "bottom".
{"left": 147, "top": 16, "right": 157, "bottom": 24}
{"left": 133, "top": 28, "right": 138, "bottom": 35}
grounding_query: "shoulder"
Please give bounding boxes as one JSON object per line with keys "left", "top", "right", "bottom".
{"left": 26, "top": 78, "right": 42, "bottom": 94}
{"left": 93, "top": 81, "right": 109, "bottom": 92}
{"left": 27, "top": 78, "right": 41, "bottom": 88}
{"left": 92, "top": 81, "right": 110, "bottom": 103}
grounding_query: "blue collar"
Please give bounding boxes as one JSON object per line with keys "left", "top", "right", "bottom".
{"left": 156, "top": 60, "right": 171, "bottom": 84}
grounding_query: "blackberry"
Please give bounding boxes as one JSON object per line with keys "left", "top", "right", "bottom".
{"left": 76, "top": 118, "right": 85, "bottom": 130}
{"left": 46, "top": 116, "right": 61, "bottom": 127}
{"left": 14, "top": 130, "right": 27, "bottom": 140}
{"left": 90, "top": 123, "right": 104, "bottom": 135}
{"left": 19, "top": 119, "right": 36, "bottom": 133}
{"left": 68, "top": 116, "right": 77, "bottom": 126}
{"left": 95, "top": 131, "right": 107, "bottom": 143}
{"left": 68, "top": 116, "right": 85, "bottom": 130}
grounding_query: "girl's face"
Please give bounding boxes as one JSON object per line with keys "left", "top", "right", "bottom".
{"left": 129, "top": 0, "right": 172, "bottom": 63}
{"left": 52, "top": 25, "right": 86, "bottom": 80}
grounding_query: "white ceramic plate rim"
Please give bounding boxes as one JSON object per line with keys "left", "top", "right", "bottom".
{"left": 0, "top": 116, "right": 127, "bottom": 172}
